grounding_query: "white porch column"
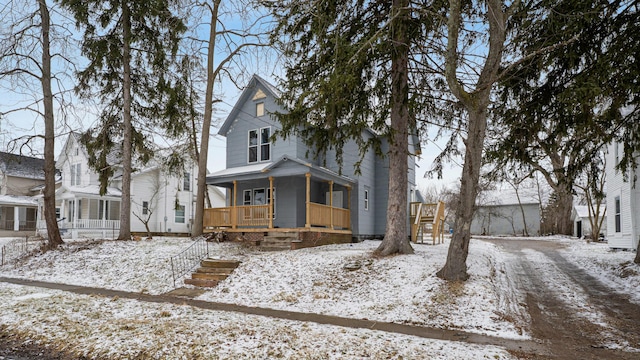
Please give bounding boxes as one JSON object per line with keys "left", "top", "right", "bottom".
{"left": 74, "top": 198, "right": 79, "bottom": 228}
{"left": 13, "top": 206, "right": 20, "bottom": 231}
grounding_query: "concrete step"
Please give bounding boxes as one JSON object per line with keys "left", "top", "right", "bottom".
{"left": 259, "top": 244, "right": 291, "bottom": 251}
{"left": 267, "top": 231, "right": 298, "bottom": 238}
{"left": 184, "top": 278, "right": 219, "bottom": 287}
{"left": 201, "top": 259, "right": 241, "bottom": 269}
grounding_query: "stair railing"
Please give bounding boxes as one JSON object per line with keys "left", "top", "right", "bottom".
{"left": 169, "top": 237, "right": 209, "bottom": 288}
{"left": 411, "top": 202, "right": 424, "bottom": 243}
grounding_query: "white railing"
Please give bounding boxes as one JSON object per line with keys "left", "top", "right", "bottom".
{"left": 38, "top": 219, "right": 120, "bottom": 230}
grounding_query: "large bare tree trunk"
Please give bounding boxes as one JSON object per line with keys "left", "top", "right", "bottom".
{"left": 38, "top": 0, "right": 63, "bottom": 248}
{"left": 193, "top": 0, "right": 221, "bottom": 238}
{"left": 437, "top": 0, "right": 506, "bottom": 280}
{"left": 118, "top": 1, "right": 132, "bottom": 240}
{"left": 376, "top": 0, "right": 413, "bottom": 256}
{"left": 437, "top": 107, "right": 487, "bottom": 280}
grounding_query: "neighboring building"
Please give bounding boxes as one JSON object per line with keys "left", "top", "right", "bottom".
{"left": 0, "top": 152, "right": 44, "bottom": 236}
{"left": 205, "top": 75, "right": 422, "bottom": 242}
{"left": 37, "top": 133, "right": 198, "bottom": 238}
{"left": 471, "top": 186, "right": 541, "bottom": 236}
{"left": 605, "top": 141, "right": 640, "bottom": 250}
{"left": 572, "top": 204, "right": 606, "bottom": 239}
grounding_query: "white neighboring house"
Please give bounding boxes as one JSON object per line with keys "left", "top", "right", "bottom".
{"left": 605, "top": 141, "right": 640, "bottom": 250}
{"left": 572, "top": 205, "right": 606, "bottom": 239}
{"left": 36, "top": 133, "right": 198, "bottom": 239}
{"left": 471, "top": 185, "right": 541, "bottom": 236}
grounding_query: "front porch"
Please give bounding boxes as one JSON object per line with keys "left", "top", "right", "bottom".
{"left": 37, "top": 185, "right": 122, "bottom": 239}
{"left": 205, "top": 157, "right": 355, "bottom": 246}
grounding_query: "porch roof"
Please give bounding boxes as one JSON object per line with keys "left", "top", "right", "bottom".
{"left": 206, "top": 155, "right": 356, "bottom": 188}
{"left": 0, "top": 194, "right": 38, "bottom": 207}
{"left": 55, "top": 185, "right": 123, "bottom": 200}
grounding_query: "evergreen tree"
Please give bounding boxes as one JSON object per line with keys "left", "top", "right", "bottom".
{"left": 59, "top": 0, "right": 189, "bottom": 240}
{"left": 267, "top": 0, "right": 431, "bottom": 255}
{"left": 488, "top": 0, "right": 639, "bottom": 236}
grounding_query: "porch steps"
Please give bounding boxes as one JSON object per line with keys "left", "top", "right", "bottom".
{"left": 260, "top": 231, "right": 299, "bottom": 251}
{"left": 184, "top": 259, "right": 241, "bottom": 288}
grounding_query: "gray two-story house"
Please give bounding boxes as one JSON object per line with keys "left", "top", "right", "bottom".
{"left": 204, "top": 75, "right": 422, "bottom": 246}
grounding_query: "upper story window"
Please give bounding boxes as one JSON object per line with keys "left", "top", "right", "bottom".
{"left": 183, "top": 172, "right": 191, "bottom": 191}
{"left": 614, "top": 142, "right": 619, "bottom": 166}
{"left": 70, "top": 163, "right": 81, "bottom": 186}
{"left": 248, "top": 127, "right": 271, "bottom": 163}
{"left": 256, "top": 102, "right": 265, "bottom": 117}
{"left": 142, "top": 201, "right": 149, "bottom": 215}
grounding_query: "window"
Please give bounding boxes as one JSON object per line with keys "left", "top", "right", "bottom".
{"left": 614, "top": 142, "right": 619, "bottom": 166}
{"left": 615, "top": 196, "right": 621, "bottom": 233}
{"left": 243, "top": 190, "right": 252, "bottom": 205}
{"left": 248, "top": 127, "right": 271, "bottom": 163}
{"left": 256, "top": 102, "right": 265, "bottom": 117}
{"left": 70, "top": 163, "right": 81, "bottom": 186}
{"left": 183, "top": 172, "right": 191, "bottom": 191}
{"left": 248, "top": 130, "right": 258, "bottom": 163}
{"left": 55, "top": 208, "right": 61, "bottom": 219}
{"left": 260, "top": 128, "right": 271, "bottom": 161}
{"left": 175, "top": 205, "right": 185, "bottom": 223}
{"left": 364, "top": 189, "right": 369, "bottom": 211}
{"left": 142, "top": 201, "right": 149, "bottom": 215}
{"left": 253, "top": 189, "right": 266, "bottom": 205}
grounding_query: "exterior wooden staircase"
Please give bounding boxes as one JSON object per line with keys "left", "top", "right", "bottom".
{"left": 184, "top": 259, "right": 241, "bottom": 288}
{"left": 410, "top": 201, "right": 446, "bottom": 244}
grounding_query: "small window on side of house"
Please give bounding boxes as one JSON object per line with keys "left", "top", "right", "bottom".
{"left": 615, "top": 196, "right": 621, "bottom": 233}
{"left": 142, "top": 201, "right": 149, "bottom": 215}
{"left": 256, "top": 102, "right": 265, "bottom": 117}
{"left": 364, "top": 189, "right": 369, "bottom": 211}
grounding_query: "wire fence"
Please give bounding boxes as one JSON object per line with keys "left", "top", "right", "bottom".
{"left": 1, "top": 236, "right": 47, "bottom": 267}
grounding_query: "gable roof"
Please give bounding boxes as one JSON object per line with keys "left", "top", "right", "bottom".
{"left": 0, "top": 152, "right": 45, "bottom": 180}
{"left": 218, "top": 74, "right": 281, "bottom": 137}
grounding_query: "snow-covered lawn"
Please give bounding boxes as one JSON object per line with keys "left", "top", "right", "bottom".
{"left": 0, "top": 235, "right": 637, "bottom": 359}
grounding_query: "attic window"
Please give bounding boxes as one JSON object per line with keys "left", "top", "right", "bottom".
{"left": 256, "top": 102, "right": 265, "bottom": 117}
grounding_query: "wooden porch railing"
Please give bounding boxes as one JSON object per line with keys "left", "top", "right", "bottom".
{"left": 203, "top": 203, "right": 350, "bottom": 230}
{"left": 308, "top": 203, "right": 350, "bottom": 229}
{"left": 203, "top": 205, "right": 270, "bottom": 228}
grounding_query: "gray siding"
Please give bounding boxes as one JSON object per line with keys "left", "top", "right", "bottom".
{"left": 225, "top": 84, "right": 306, "bottom": 169}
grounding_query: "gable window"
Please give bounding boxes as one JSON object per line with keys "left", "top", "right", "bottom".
{"left": 615, "top": 196, "right": 621, "bottom": 233}
{"left": 256, "top": 102, "right": 265, "bottom": 117}
{"left": 364, "top": 189, "right": 370, "bottom": 211}
{"left": 615, "top": 142, "right": 619, "bottom": 166}
{"left": 175, "top": 205, "right": 185, "bottom": 223}
{"left": 183, "top": 172, "right": 191, "bottom": 191}
{"left": 248, "top": 127, "right": 271, "bottom": 163}
{"left": 142, "top": 201, "right": 149, "bottom": 215}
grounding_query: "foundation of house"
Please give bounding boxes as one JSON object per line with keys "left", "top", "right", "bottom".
{"left": 217, "top": 228, "right": 353, "bottom": 250}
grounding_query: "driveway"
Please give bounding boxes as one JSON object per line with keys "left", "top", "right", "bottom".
{"left": 483, "top": 238, "right": 640, "bottom": 359}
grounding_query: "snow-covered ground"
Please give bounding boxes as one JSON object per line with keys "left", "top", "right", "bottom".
{"left": 0, "top": 235, "right": 637, "bottom": 359}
